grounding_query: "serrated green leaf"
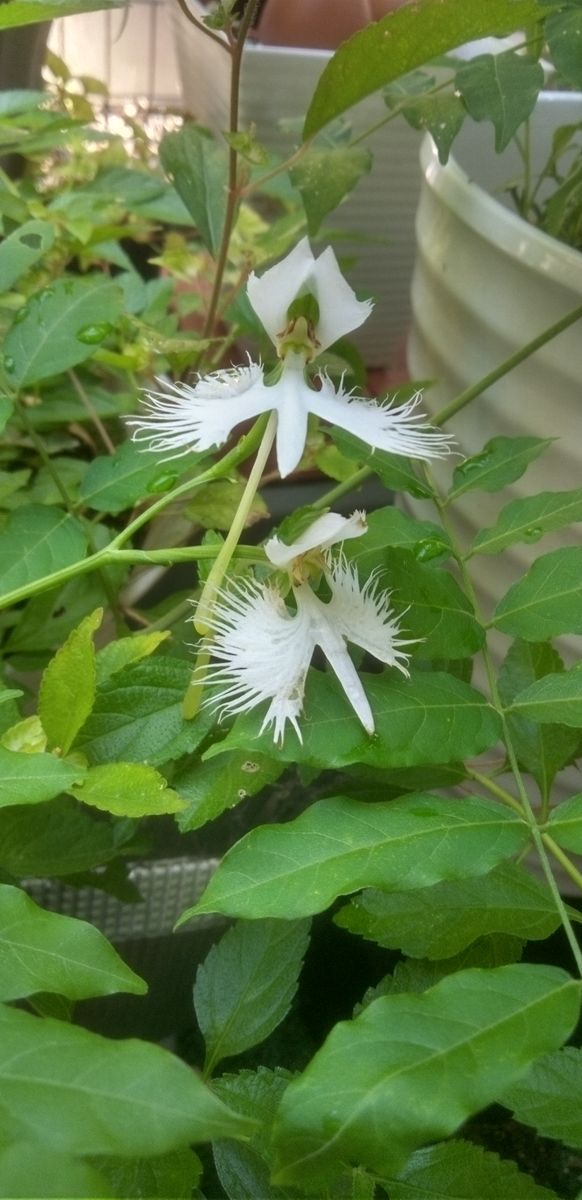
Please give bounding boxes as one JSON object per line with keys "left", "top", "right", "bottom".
{"left": 272, "top": 964, "right": 580, "bottom": 1183}
{"left": 160, "top": 125, "right": 227, "bottom": 255}
{"left": 92, "top": 1148, "right": 202, "bottom": 1199}
{"left": 470, "top": 487, "right": 582, "bottom": 557}
{"left": 0, "top": 746, "right": 85, "bottom": 809}
{"left": 449, "top": 436, "right": 554, "bottom": 500}
{"left": 70, "top": 761, "right": 186, "bottom": 817}
{"left": 547, "top": 794, "right": 582, "bottom": 854}
{"left": 502, "top": 1046, "right": 582, "bottom": 1150}
{"left": 0, "top": 0, "right": 122, "bottom": 28}
{"left": 0, "top": 883, "right": 145, "bottom": 1002}
{"left": 290, "top": 146, "right": 372, "bottom": 235}
{"left": 0, "top": 1003, "right": 254, "bottom": 1157}
{"left": 79, "top": 439, "right": 182, "bottom": 514}
{"left": 546, "top": 8, "right": 582, "bottom": 87}
{"left": 76, "top": 657, "right": 215, "bottom": 766}
{"left": 509, "top": 663, "right": 582, "bottom": 727}
{"left": 174, "top": 750, "right": 284, "bottom": 832}
{"left": 493, "top": 547, "right": 582, "bottom": 640}
{"left": 0, "top": 795, "right": 135, "bottom": 877}
{"left": 455, "top": 52, "right": 543, "bottom": 151}
{"left": 330, "top": 426, "right": 435, "bottom": 498}
{"left": 182, "top": 793, "right": 527, "bottom": 922}
{"left": 334, "top": 863, "right": 567, "bottom": 960}
{"left": 195, "top": 919, "right": 310, "bottom": 1073}
{"left": 0, "top": 1143, "right": 111, "bottom": 1199}
{"left": 3, "top": 277, "right": 123, "bottom": 388}
{"left": 38, "top": 608, "right": 102, "bottom": 755}
{"left": 388, "top": 1139, "right": 559, "bottom": 1199}
{"left": 498, "top": 640, "right": 579, "bottom": 801}
{"left": 95, "top": 631, "right": 170, "bottom": 684}
{"left": 303, "top": 0, "right": 547, "bottom": 137}
{"left": 0, "top": 219, "right": 55, "bottom": 290}
{"left": 208, "top": 669, "right": 501, "bottom": 771}
{"left": 212, "top": 1068, "right": 296, "bottom": 1200}
{"left": 0, "top": 505, "right": 87, "bottom": 601}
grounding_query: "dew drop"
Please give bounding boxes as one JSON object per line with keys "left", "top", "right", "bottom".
{"left": 76, "top": 323, "right": 112, "bottom": 345}
{"left": 13, "top": 306, "right": 28, "bottom": 324}
{"left": 39, "top": 288, "right": 54, "bottom": 302}
{"left": 413, "top": 537, "right": 449, "bottom": 562}
{"left": 523, "top": 526, "right": 543, "bottom": 542}
{"left": 3, "top": 356, "right": 15, "bottom": 374}
{"left": 456, "top": 451, "right": 492, "bottom": 477}
{"left": 147, "top": 471, "right": 178, "bottom": 494}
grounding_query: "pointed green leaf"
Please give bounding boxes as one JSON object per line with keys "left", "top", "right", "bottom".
{"left": 69, "top": 761, "right": 186, "bottom": 817}
{"left": 509, "top": 664, "right": 582, "bottom": 727}
{"left": 3, "top": 277, "right": 123, "bottom": 388}
{"left": 449, "top": 436, "right": 554, "bottom": 500}
{"left": 493, "top": 547, "right": 582, "bottom": 640}
{"left": 357, "top": 936, "right": 525, "bottom": 1011}
{"left": 290, "top": 146, "right": 372, "bottom": 235}
{"left": 0, "top": 795, "right": 135, "bottom": 877}
{"left": 183, "top": 793, "right": 527, "bottom": 922}
{"left": 0, "top": 505, "right": 87, "bottom": 601}
{"left": 334, "top": 864, "right": 568, "bottom": 960}
{"left": 342, "top": 506, "right": 452, "bottom": 564}
{"left": 503, "top": 1046, "right": 582, "bottom": 1149}
{"left": 79, "top": 439, "right": 182, "bottom": 514}
{"left": 208, "top": 670, "right": 501, "bottom": 771}
{"left": 455, "top": 52, "right": 543, "bottom": 151}
{"left": 212, "top": 1068, "right": 295, "bottom": 1200}
{"left": 546, "top": 8, "right": 582, "bottom": 88}
{"left": 95, "top": 631, "right": 170, "bottom": 684}
{"left": 0, "top": 1143, "right": 111, "bottom": 1199}
{"left": 0, "top": 0, "right": 123, "bottom": 30}
{"left": 0, "top": 1004, "right": 254, "bottom": 1157}
{"left": 303, "top": 0, "right": 547, "bottom": 136}
{"left": 195, "top": 919, "right": 311, "bottom": 1072}
{"left": 547, "top": 794, "right": 582, "bottom": 855}
{"left": 160, "top": 125, "right": 227, "bottom": 255}
{"left": 91, "top": 1148, "right": 202, "bottom": 1199}
{"left": 272, "top": 965, "right": 580, "bottom": 1183}
{"left": 388, "top": 1139, "right": 559, "bottom": 1200}
{"left": 470, "top": 488, "right": 582, "bottom": 557}
{"left": 0, "top": 883, "right": 146, "bottom": 1002}
{"left": 0, "top": 219, "right": 55, "bottom": 290}
{"left": 174, "top": 750, "right": 284, "bottom": 832}
{"left": 39, "top": 608, "right": 102, "bottom": 754}
{"left": 0, "top": 746, "right": 84, "bottom": 809}
{"left": 498, "top": 640, "right": 579, "bottom": 801}
{"left": 388, "top": 92, "right": 466, "bottom": 164}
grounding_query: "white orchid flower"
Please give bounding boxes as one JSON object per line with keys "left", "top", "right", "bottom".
{"left": 129, "top": 238, "right": 452, "bottom": 479}
{"left": 203, "top": 510, "right": 413, "bottom": 745}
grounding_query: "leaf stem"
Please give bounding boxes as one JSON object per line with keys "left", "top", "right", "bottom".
{"left": 173, "top": 0, "right": 230, "bottom": 52}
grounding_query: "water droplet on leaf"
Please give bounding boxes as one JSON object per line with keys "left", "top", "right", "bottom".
{"left": 523, "top": 526, "right": 543, "bottom": 542}
{"left": 147, "top": 471, "right": 178, "bottom": 494}
{"left": 3, "top": 356, "right": 15, "bottom": 373}
{"left": 413, "top": 537, "right": 449, "bottom": 562}
{"left": 76, "top": 323, "right": 112, "bottom": 345}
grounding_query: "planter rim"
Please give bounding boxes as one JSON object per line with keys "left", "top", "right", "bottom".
{"left": 419, "top": 92, "right": 582, "bottom": 294}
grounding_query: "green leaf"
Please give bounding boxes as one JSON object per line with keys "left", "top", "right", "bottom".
{"left": 0, "top": 505, "right": 87, "bottom": 601}
{"left": 455, "top": 52, "right": 543, "bottom": 151}
{"left": 502, "top": 1046, "right": 582, "bottom": 1149}
{"left": 330, "top": 426, "right": 435, "bottom": 498}
{"left": 95, "top": 630, "right": 170, "bottom": 684}
{"left": 272, "top": 964, "right": 580, "bottom": 1183}
{"left": 3, "top": 277, "right": 123, "bottom": 388}
{"left": 0, "top": 883, "right": 146, "bottom": 1002}
{"left": 303, "top": 0, "right": 547, "bottom": 136}
{"left": 388, "top": 1139, "right": 559, "bottom": 1199}
{"left": 508, "top": 663, "right": 582, "bottom": 728}
{"left": 76, "top": 657, "right": 215, "bottom": 766}
{"left": 344, "top": 545, "right": 483, "bottom": 659}
{"left": 0, "top": 219, "right": 55, "bottom": 290}
{"left": 93, "top": 1149, "right": 202, "bottom": 1200}
{"left": 174, "top": 750, "right": 285, "bottom": 832}
{"left": 386, "top": 91, "right": 465, "bottom": 164}
{"left": 212, "top": 1068, "right": 295, "bottom": 1200}
{"left": 0, "top": 397, "right": 13, "bottom": 435}
{"left": 0, "top": 795, "right": 136, "bottom": 877}
{"left": 334, "top": 863, "right": 568, "bottom": 960}
{"left": 0, "top": 746, "right": 85, "bottom": 810}
{"left": 498, "top": 640, "right": 579, "bottom": 801}
{"left": 38, "top": 608, "right": 102, "bottom": 755}
{"left": 449, "top": 436, "right": 554, "bottom": 500}
{"left": 70, "top": 761, "right": 186, "bottom": 817}
{"left": 547, "top": 794, "right": 582, "bottom": 854}
{"left": 182, "top": 793, "right": 527, "bottom": 922}
{"left": 470, "top": 487, "right": 582, "bottom": 557}
{"left": 343, "top": 506, "right": 452, "bottom": 565}
{"left": 290, "top": 146, "right": 372, "bottom": 236}
{"left": 358, "top": 935, "right": 525, "bottom": 1010}
{"left": 0, "top": 0, "right": 122, "bottom": 28}
{"left": 209, "top": 669, "right": 501, "bottom": 771}
{"left": 159, "top": 125, "right": 227, "bottom": 255}
{"left": 0, "top": 1003, "right": 254, "bottom": 1157}
{"left": 0, "top": 1143, "right": 111, "bottom": 1199}
{"left": 79, "top": 439, "right": 183, "bottom": 514}
{"left": 546, "top": 8, "right": 582, "bottom": 88}
{"left": 493, "top": 547, "right": 582, "bottom": 640}
{"left": 195, "top": 919, "right": 311, "bottom": 1073}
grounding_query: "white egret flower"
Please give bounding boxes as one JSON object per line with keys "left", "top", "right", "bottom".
{"left": 203, "top": 511, "right": 413, "bottom": 745}
{"left": 129, "top": 238, "right": 453, "bottom": 479}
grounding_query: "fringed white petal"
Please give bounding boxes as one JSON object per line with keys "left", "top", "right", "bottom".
{"left": 265, "top": 510, "right": 367, "bottom": 568}
{"left": 326, "top": 558, "right": 414, "bottom": 676}
{"left": 309, "top": 378, "right": 455, "bottom": 461}
{"left": 127, "top": 363, "right": 274, "bottom": 459}
{"left": 203, "top": 580, "right": 315, "bottom": 745}
{"left": 294, "top": 585, "right": 375, "bottom": 734}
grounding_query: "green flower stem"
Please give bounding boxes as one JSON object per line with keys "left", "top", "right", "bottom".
{"left": 173, "top": 0, "right": 230, "bottom": 51}
{"left": 312, "top": 466, "right": 372, "bottom": 511}
{"left": 541, "top": 836, "right": 582, "bottom": 897}
{"left": 111, "top": 546, "right": 264, "bottom": 566}
{"left": 192, "top": 410, "right": 278, "bottom": 637}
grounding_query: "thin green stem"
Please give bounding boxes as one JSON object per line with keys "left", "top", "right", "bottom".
{"left": 466, "top": 769, "right": 524, "bottom": 816}
{"left": 111, "top": 545, "right": 263, "bottom": 566}
{"left": 240, "top": 138, "right": 313, "bottom": 198}
{"left": 350, "top": 74, "right": 453, "bottom": 149}
{"left": 312, "top": 466, "right": 372, "bottom": 511}
{"left": 174, "top": 0, "right": 229, "bottom": 51}
{"left": 542, "top": 836, "right": 582, "bottom": 896}
{"left": 68, "top": 370, "right": 115, "bottom": 455}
